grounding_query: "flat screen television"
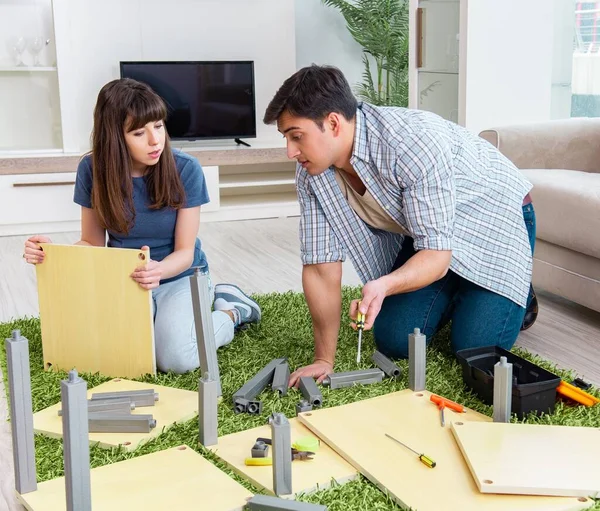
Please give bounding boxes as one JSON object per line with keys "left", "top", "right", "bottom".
{"left": 119, "top": 61, "right": 256, "bottom": 142}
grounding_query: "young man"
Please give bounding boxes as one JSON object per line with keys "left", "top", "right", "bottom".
{"left": 264, "top": 65, "right": 537, "bottom": 386}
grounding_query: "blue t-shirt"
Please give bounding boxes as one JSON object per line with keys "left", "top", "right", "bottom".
{"left": 73, "top": 149, "right": 210, "bottom": 284}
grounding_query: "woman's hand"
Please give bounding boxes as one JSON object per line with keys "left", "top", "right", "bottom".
{"left": 23, "top": 235, "right": 52, "bottom": 264}
{"left": 130, "top": 246, "right": 162, "bottom": 290}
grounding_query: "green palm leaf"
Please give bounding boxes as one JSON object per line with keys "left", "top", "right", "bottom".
{"left": 322, "top": 0, "right": 409, "bottom": 107}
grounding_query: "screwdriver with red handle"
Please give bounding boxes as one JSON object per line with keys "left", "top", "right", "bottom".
{"left": 430, "top": 394, "right": 466, "bottom": 426}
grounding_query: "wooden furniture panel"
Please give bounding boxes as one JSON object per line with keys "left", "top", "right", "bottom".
{"left": 35, "top": 243, "right": 155, "bottom": 378}
{"left": 298, "top": 390, "right": 590, "bottom": 511}
{"left": 33, "top": 379, "right": 198, "bottom": 451}
{"left": 209, "top": 418, "right": 357, "bottom": 497}
{"left": 451, "top": 421, "right": 600, "bottom": 498}
{"left": 18, "top": 445, "right": 252, "bottom": 511}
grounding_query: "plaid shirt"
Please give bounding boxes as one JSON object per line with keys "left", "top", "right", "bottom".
{"left": 297, "top": 102, "right": 533, "bottom": 307}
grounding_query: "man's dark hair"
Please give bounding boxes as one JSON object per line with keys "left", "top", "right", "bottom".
{"left": 263, "top": 65, "right": 358, "bottom": 128}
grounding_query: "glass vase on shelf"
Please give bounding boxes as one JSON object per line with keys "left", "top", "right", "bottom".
{"left": 28, "top": 37, "right": 45, "bottom": 67}
{"left": 7, "top": 36, "right": 27, "bottom": 67}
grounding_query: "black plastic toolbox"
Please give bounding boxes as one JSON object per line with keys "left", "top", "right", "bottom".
{"left": 455, "top": 345, "right": 561, "bottom": 418}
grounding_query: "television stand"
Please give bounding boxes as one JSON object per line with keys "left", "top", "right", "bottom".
{"left": 234, "top": 138, "right": 251, "bottom": 148}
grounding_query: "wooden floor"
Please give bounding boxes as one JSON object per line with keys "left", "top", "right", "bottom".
{"left": 1, "top": 217, "right": 599, "bottom": 510}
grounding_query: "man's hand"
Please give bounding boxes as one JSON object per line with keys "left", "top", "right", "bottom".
{"left": 349, "top": 277, "right": 390, "bottom": 331}
{"left": 289, "top": 360, "right": 334, "bottom": 388}
{"left": 130, "top": 246, "right": 162, "bottom": 290}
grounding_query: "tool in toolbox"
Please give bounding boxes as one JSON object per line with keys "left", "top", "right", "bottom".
{"left": 356, "top": 302, "right": 365, "bottom": 364}
{"left": 429, "top": 394, "right": 466, "bottom": 426}
{"left": 385, "top": 433, "right": 436, "bottom": 468}
{"left": 556, "top": 380, "right": 600, "bottom": 407}
{"left": 571, "top": 378, "right": 592, "bottom": 391}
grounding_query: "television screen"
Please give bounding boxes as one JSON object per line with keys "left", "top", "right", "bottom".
{"left": 119, "top": 61, "right": 256, "bottom": 141}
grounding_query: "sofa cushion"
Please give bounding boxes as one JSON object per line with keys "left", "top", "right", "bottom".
{"left": 521, "top": 168, "right": 600, "bottom": 259}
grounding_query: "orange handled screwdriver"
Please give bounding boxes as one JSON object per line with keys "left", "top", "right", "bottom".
{"left": 430, "top": 394, "right": 466, "bottom": 427}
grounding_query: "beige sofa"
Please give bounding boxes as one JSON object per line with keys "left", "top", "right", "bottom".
{"left": 479, "top": 118, "right": 600, "bottom": 313}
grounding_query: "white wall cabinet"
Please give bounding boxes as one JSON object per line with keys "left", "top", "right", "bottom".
{"left": 0, "top": 0, "right": 62, "bottom": 151}
{"left": 0, "top": 0, "right": 300, "bottom": 230}
{"left": 0, "top": 161, "right": 298, "bottom": 236}
{"left": 0, "top": 172, "right": 79, "bottom": 235}
{"left": 408, "top": 0, "right": 555, "bottom": 135}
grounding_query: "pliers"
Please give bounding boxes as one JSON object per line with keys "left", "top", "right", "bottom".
{"left": 292, "top": 449, "right": 315, "bottom": 461}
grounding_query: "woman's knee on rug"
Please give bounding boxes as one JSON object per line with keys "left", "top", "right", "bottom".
{"left": 153, "top": 309, "right": 199, "bottom": 374}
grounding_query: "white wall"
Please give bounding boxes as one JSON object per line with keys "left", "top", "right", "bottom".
{"left": 294, "top": 0, "right": 363, "bottom": 91}
{"left": 52, "top": 0, "right": 296, "bottom": 153}
{"left": 463, "top": 0, "right": 555, "bottom": 134}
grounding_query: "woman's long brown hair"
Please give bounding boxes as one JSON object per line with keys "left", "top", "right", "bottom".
{"left": 90, "top": 78, "right": 185, "bottom": 234}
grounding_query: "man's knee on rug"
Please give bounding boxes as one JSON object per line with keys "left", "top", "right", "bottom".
{"left": 373, "top": 317, "right": 433, "bottom": 359}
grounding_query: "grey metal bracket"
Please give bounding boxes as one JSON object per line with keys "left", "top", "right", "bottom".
{"left": 493, "top": 356, "right": 513, "bottom": 423}
{"left": 87, "top": 413, "right": 156, "bottom": 433}
{"left": 61, "top": 370, "right": 91, "bottom": 511}
{"left": 251, "top": 441, "right": 270, "bottom": 458}
{"left": 233, "top": 358, "right": 286, "bottom": 405}
{"left": 269, "top": 412, "right": 292, "bottom": 496}
{"left": 295, "top": 400, "right": 313, "bottom": 415}
{"left": 90, "top": 389, "right": 158, "bottom": 407}
{"left": 246, "top": 494, "right": 328, "bottom": 510}
{"left": 408, "top": 328, "right": 426, "bottom": 391}
{"left": 298, "top": 377, "right": 322, "bottom": 407}
{"left": 199, "top": 372, "right": 218, "bottom": 447}
{"left": 59, "top": 398, "right": 134, "bottom": 416}
{"left": 247, "top": 401, "right": 263, "bottom": 415}
{"left": 271, "top": 361, "right": 290, "bottom": 396}
{"left": 232, "top": 398, "right": 262, "bottom": 415}
{"left": 190, "top": 268, "right": 222, "bottom": 397}
{"left": 321, "top": 369, "right": 383, "bottom": 389}
{"left": 234, "top": 397, "right": 250, "bottom": 414}
{"left": 5, "top": 329, "right": 37, "bottom": 494}
{"left": 371, "top": 351, "right": 402, "bottom": 379}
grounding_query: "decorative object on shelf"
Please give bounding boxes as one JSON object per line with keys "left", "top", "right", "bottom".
{"left": 27, "top": 37, "right": 45, "bottom": 67}
{"left": 321, "top": 0, "right": 409, "bottom": 107}
{"left": 7, "top": 36, "right": 27, "bottom": 67}
{"left": 446, "top": 33, "right": 459, "bottom": 72}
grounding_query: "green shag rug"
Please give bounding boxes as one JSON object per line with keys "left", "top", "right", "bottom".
{"left": 1, "top": 287, "right": 599, "bottom": 510}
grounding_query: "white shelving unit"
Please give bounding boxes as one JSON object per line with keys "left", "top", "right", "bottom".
{"left": 203, "top": 161, "right": 298, "bottom": 223}
{"left": 0, "top": 66, "right": 57, "bottom": 72}
{"left": 0, "top": 0, "right": 62, "bottom": 152}
{"left": 219, "top": 171, "right": 295, "bottom": 188}
{"left": 408, "top": 0, "right": 556, "bottom": 135}
{"left": 0, "top": 0, "right": 301, "bottom": 233}
{"left": 0, "top": 153, "right": 299, "bottom": 235}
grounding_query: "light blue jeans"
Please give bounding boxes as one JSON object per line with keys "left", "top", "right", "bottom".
{"left": 151, "top": 272, "right": 234, "bottom": 374}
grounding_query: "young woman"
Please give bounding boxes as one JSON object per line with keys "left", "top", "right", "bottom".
{"left": 23, "top": 78, "right": 261, "bottom": 374}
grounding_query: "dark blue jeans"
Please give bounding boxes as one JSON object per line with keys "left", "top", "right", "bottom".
{"left": 373, "top": 204, "right": 536, "bottom": 357}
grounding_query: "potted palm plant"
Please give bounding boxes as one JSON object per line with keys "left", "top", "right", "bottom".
{"left": 321, "top": 0, "right": 410, "bottom": 107}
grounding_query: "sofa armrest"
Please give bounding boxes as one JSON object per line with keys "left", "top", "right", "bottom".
{"left": 479, "top": 118, "right": 600, "bottom": 173}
